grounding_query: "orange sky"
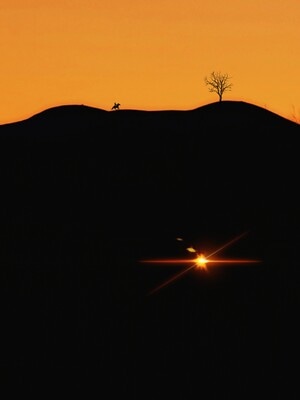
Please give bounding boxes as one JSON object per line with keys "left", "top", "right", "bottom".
{"left": 1, "top": 0, "right": 300, "bottom": 124}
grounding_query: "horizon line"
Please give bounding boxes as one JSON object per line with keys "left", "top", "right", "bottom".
{"left": 1, "top": 100, "right": 298, "bottom": 126}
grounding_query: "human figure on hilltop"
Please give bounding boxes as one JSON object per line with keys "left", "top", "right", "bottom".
{"left": 111, "top": 102, "right": 120, "bottom": 110}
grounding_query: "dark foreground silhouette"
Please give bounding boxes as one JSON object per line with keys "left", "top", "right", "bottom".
{"left": 111, "top": 102, "right": 120, "bottom": 110}
{"left": 0, "top": 101, "right": 299, "bottom": 397}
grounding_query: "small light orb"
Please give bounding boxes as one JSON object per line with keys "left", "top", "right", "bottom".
{"left": 196, "top": 253, "right": 208, "bottom": 270}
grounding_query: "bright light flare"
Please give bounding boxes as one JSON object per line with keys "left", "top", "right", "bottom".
{"left": 140, "top": 231, "right": 261, "bottom": 295}
{"left": 195, "top": 253, "right": 209, "bottom": 270}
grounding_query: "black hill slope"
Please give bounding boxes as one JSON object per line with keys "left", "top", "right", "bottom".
{"left": 0, "top": 100, "right": 298, "bottom": 235}
{"left": 0, "top": 101, "right": 299, "bottom": 397}
{"left": 2, "top": 100, "right": 297, "bottom": 133}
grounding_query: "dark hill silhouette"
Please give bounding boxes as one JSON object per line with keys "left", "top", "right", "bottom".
{"left": 0, "top": 101, "right": 298, "bottom": 232}
{"left": 2, "top": 100, "right": 297, "bottom": 132}
{"left": 0, "top": 101, "right": 299, "bottom": 397}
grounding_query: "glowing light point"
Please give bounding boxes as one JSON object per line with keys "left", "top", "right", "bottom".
{"left": 141, "top": 231, "right": 261, "bottom": 295}
{"left": 195, "top": 253, "right": 208, "bottom": 270}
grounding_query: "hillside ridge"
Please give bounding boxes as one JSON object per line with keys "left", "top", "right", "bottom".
{"left": 1, "top": 100, "right": 298, "bottom": 129}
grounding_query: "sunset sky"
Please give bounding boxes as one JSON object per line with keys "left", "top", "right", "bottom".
{"left": 1, "top": 0, "right": 299, "bottom": 124}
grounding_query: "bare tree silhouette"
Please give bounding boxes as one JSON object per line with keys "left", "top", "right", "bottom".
{"left": 204, "top": 71, "right": 233, "bottom": 102}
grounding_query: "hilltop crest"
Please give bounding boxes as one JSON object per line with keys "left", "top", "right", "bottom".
{"left": 1, "top": 101, "right": 298, "bottom": 135}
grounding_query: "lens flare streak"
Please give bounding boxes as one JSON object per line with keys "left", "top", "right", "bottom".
{"left": 141, "top": 231, "right": 261, "bottom": 295}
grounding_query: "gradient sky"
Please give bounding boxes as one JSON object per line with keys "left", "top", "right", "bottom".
{"left": 1, "top": 0, "right": 299, "bottom": 124}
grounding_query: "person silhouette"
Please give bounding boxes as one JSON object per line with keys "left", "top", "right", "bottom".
{"left": 111, "top": 102, "right": 120, "bottom": 110}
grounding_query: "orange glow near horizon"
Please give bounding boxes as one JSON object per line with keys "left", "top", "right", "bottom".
{"left": 1, "top": 0, "right": 300, "bottom": 124}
